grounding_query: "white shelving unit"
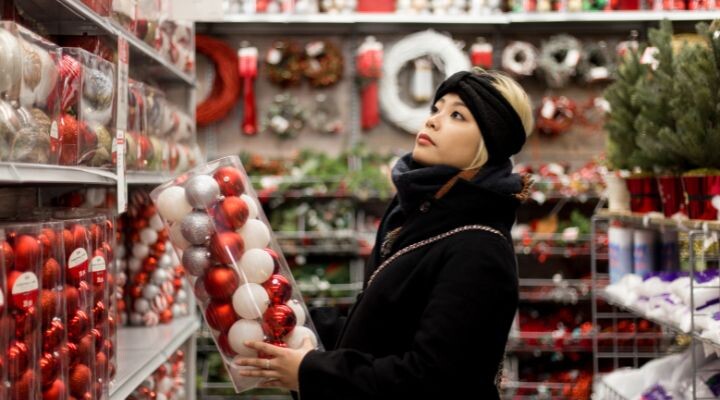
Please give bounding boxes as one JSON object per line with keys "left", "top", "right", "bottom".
{"left": 111, "top": 316, "right": 201, "bottom": 400}
{"left": 0, "top": 162, "right": 118, "bottom": 185}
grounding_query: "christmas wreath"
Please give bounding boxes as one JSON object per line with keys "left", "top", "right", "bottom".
{"left": 303, "top": 40, "right": 344, "bottom": 88}
{"left": 263, "top": 93, "right": 307, "bottom": 140}
{"left": 538, "top": 35, "right": 582, "bottom": 88}
{"left": 266, "top": 40, "right": 305, "bottom": 87}
{"left": 535, "top": 96, "right": 577, "bottom": 137}
{"left": 578, "top": 41, "right": 615, "bottom": 84}
{"left": 501, "top": 41, "right": 538, "bottom": 77}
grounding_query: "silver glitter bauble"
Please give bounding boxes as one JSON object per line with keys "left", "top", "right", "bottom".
{"left": 134, "top": 298, "right": 150, "bottom": 314}
{"left": 180, "top": 211, "right": 214, "bottom": 245}
{"left": 152, "top": 268, "right": 170, "bottom": 286}
{"left": 171, "top": 303, "right": 184, "bottom": 318}
{"left": 181, "top": 246, "right": 211, "bottom": 276}
{"left": 158, "top": 254, "right": 173, "bottom": 269}
{"left": 83, "top": 68, "right": 114, "bottom": 109}
{"left": 129, "top": 312, "right": 143, "bottom": 326}
{"left": 142, "top": 284, "right": 161, "bottom": 300}
{"left": 184, "top": 175, "right": 220, "bottom": 209}
{"left": 116, "top": 271, "right": 127, "bottom": 287}
{"left": 9, "top": 126, "right": 49, "bottom": 163}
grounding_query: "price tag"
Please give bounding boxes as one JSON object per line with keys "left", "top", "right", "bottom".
{"left": 11, "top": 272, "right": 39, "bottom": 311}
{"left": 91, "top": 255, "right": 107, "bottom": 286}
{"left": 68, "top": 248, "right": 89, "bottom": 283}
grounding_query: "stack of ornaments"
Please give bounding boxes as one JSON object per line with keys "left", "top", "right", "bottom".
{"left": 151, "top": 156, "right": 320, "bottom": 392}
{"left": 0, "top": 210, "right": 117, "bottom": 400}
{"left": 124, "top": 190, "right": 191, "bottom": 327}
{"left": 127, "top": 349, "right": 188, "bottom": 400}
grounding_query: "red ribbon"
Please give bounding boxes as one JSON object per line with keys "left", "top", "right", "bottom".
{"left": 356, "top": 46, "right": 383, "bottom": 131}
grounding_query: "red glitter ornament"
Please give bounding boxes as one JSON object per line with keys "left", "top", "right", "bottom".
{"left": 42, "top": 379, "right": 65, "bottom": 400}
{"left": 62, "top": 229, "right": 74, "bottom": 258}
{"left": 1, "top": 240, "right": 14, "bottom": 269}
{"left": 104, "top": 338, "right": 114, "bottom": 358}
{"left": 69, "top": 364, "right": 91, "bottom": 398}
{"left": 11, "top": 369, "right": 34, "bottom": 400}
{"left": 38, "top": 228, "right": 58, "bottom": 259}
{"left": 213, "top": 166, "right": 245, "bottom": 196}
{"left": 89, "top": 224, "right": 102, "bottom": 247}
{"left": 263, "top": 274, "right": 292, "bottom": 305}
{"left": 14, "top": 306, "right": 38, "bottom": 338}
{"left": 58, "top": 114, "right": 81, "bottom": 166}
{"left": 262, "top": 304, "right": 296, "bottom": 339}
{"left": 93, "top": 302, "right": 107, "bottom": 325}
{"left": 40, "top": 290, "right": 58, "bottom": 329}
{"left": 72, "top": 225, "right": 88, "bottom": 252}
{"left": 7, "top": 340, "right": 29, "bottom": 380}
{"left": 14, "top": 234, "right": 40, "bottom": 272}
{"left": 212, "top": 196, "right": 250, "bottom": 230}
{"left": 204, "top": 301, "right": 238, "bottom": 333}
{"left": 95, "top": 352, "right": 108, "bottom": 377}
{"left": 142, "top": 257, "right": 158, "bottom": 273}
{"left": 77, "top": 334, "right": 94, "bottom": 365}
{"left": 43, "top": 320, "right": 65, "bottom": 354}
{"left": 68, "top": 310, "right": 90, "bottom": 342}
{"left": 65, "top": 285, "right": 80, "bottom": 317}
{"left": 203, "top": 265, "right": 239, "bottom": 300}
{"left": 40, "top": 353, "right": 59, "bottom": 389}
{"left": 42, "top": 258, "right": 61, "bottom": 289}
{"left": 209, "top": 232, "right": 244, "bottom": 265}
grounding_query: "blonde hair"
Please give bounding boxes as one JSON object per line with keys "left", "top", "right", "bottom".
{"left": 465, "top": 68, "right": 534, "bottom": 170}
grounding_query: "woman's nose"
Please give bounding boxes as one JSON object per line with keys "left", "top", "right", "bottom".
{"left": 425, "top": 115, "right": 438, "bottom": 130}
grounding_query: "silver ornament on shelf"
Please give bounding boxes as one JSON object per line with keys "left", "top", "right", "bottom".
{"left": 142, "top": 284, "right": 161, "bottom": 300}
{"left": 134, "top": 298, "right": 151, "bottom": 314}
{"left": 128, "top": 257, "right": 142, "bottom": 273}
{"left": 180, "top": 211, "right": 214, "bottom": 245}
{"left": 83, "top": 68, "right": 114, "bottom": 109}
{"left": 182, "top": 246, "right": 211, "bottom": 276}
{"left": 171, "top": 303, "right": 184, "bottom": 318}
{"left": 129, "top": 312, "right": 144, "bottom": 326}
{"left": 158, "top": 254, "right": 173, "bottom": 269}
{"left": 176, "top": 289, "right": 188, "bottom": 303}
{"left": 152, "top": 268, "right": 171, "bottom": 286}
{"left": 184, "top": 175, "right": 221, "bottom": 209}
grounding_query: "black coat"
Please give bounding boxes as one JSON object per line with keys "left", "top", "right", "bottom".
{"left": 297, "top": 178, "right": 520, "bottom": 400}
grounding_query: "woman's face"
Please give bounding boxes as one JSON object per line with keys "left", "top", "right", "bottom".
{"left": 412, "top": 93, "right": 482, "bottom": 169}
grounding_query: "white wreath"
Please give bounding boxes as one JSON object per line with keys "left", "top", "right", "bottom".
{"left": 379, "top": 30, "right": 470, "bottom": 134}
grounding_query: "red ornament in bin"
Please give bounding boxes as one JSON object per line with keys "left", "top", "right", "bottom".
{"left": 209, "top": 232, "right": 245, "bottom": 264}
{"left": 205, "top": 301, "right": 238, "bottom": 333}
{"left": 204, "top": 265, "right": 240, "bottom": 300}
{"left": 264, "top": 274, "right": 292, "bottom": 305}
{"left": 213, "top": 166, "right": 246, "bottom": 196}
{"left": 263, "top": 304, "right": 296, "bottom": 339}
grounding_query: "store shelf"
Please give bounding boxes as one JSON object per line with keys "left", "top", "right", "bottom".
{"left": 110, "top": 315, "right": 201, "bottom": 400}
{"left": 0, "top": 162, "right": 117, "bottom": 185}
{"left": 14, "top": 0, "right": 195, "bottom": 85}
{"left": 508, "top": 10, "right": 720, "bottom": 22}
{"left": 126, "top": 171, "right": 175, "bottom": 185}
{"left": 596, "top": 209, "right": 720, "bottom": 231}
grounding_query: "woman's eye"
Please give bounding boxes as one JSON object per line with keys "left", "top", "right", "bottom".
{"left": 451, "top": 111, "right": 465, "bottom": 120}
{"left": 430, "top": 105, "right": 438, "bottom": 114}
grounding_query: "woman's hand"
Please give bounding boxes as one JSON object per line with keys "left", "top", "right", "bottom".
{"left": 235, "top": 338, "right": 315, "bottom": 391}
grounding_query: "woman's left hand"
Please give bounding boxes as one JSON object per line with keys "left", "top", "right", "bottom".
{"left": 235, "top": 338, "right": 315, "bottom": 391}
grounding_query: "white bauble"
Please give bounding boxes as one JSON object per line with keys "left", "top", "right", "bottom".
{"left": 169, "top": 222, "right": 191, "bottom": 251}
{"left": 157, "top": 376, "right": 173, "bottom": 394}
{"left": 232, "top": 283, "right": 270, "bottom": 319}
{"left": 129, "top": 312, "right": 143, "bottom": 326}
{"left": 240, "top": 194, "right": 259, "bottom": 219}
{"left": 238, "top": 248, "right": 274, "bottom": 284}
{"left": 142, "top": 284, "right": 161, "bottom": 300}
{"left": 158, "top": 254, "right": 173, "bottom": 269}
{"left": 238, "top": 219, "right": 270, "bottom": 250}
{"left": 149, "top": 213, "right": 165, "bottom": 231}
{"left": 285, "top": 326, "right": 318, "bottom": 349}
{"left": 132, "top": 243, "right": 150, "bottom": 260}
{"left": 116, "top": 244, "right": 126, "bottom": 259}
{"left": 156, "top": 394, "right": 168, "bottom": 400}
{"left": 128, "top": 257, "right": 142, "bottom": 273}
{"left": 227, "top": 319, "right": 265, "bottom": 356}
{"left": 84, "top": 187, "right": 107, "bottom": 208}
{"left": 140, "top": 228, "right": 159, "bottom": 245}
{"left": 286, "top": 299, "right": 306, "bottom": 326}
{"left": 152, "top": 268, "right": 170, "bottom": 285}
{"left": 156, "top": 186, "right": 192, "bottom": 223}
{"left": 134, "top": 298, "right": 150, "bottom": 314}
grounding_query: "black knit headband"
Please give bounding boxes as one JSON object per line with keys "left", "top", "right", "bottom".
{"left": 432, "top": 71, "right": 527, "bottom": 165}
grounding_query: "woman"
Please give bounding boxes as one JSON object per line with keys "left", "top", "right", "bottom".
{"left": 236, "top": 68, "right": 534, "bottom": 399}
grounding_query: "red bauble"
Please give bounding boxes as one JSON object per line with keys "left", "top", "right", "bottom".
{"left": 43, "top": 379, "right": 65, "bottom": 400}
{"left": 101, "top": 241, "right": 113, "bottom": 262}
{"left": 265, "top": 248, "right": 280, "bottom": 274}
{"left": 203, "top": 265, "right": 239, "bottom": 300}
{"left": 40, "top": 290, "right": 58, "bottom": 329}
{"left": 142, "top": 257, "right": 158, "bottom": 273}
{"left": 77, "top": 334, "right": 95, "bottom": 366}
{"left": 72, "top": 225, "right": 88, "bottom": 252}
{"left": 65, "top": 285, "right": 80, "bottom": 317}
{"left": 259, "top": 339, "right": 288, "bottom": 359}
{"left": 11, "top": 369, "right": 34, "bottom": 400}
{"left": 1, "top": 240, "right": 14, "bottom": 269}
{"left": 43, "top": 320, "right": 65, "bottom": 354}
{"left": 42, "top": 258, "right": 62, "bottom": 289}
{"left": 68, "top": 310, "right": 90, "bottom": 341}
{"left": 209, "top": 232, "right": 244, "bottom": 265}
{"left": 69, "top": 364, "right": 91, "bottom": 398}
{"left": 134, "top": 272, "right": 149, "bottom": 286}
{"left": 57, "top": 114, "right": 80, "bottom": 165}
{"left": 129, "top": 284, "right": 142, "bottom": 300}
{"left": 93, "top": 302, "right": 107, "bottom": 325}
{"left": 7, "top": 341, "right": 29, "bottom": 380}
{"left": 263, "top": 274, "right": 292, "bottom": 304}
{"left": 38, "top": 228, "right": 57, "bottom": 259}
{"left": 150, "top": 242, "right": 166, "bottom": 257}
{"left": 104, "top": 338, "right": 114, "bottom": 358}
{"left": 263, "top": 304, "right": 296, "bottom": 339}
{"left": 89, "top": 224, "right": 102, "bottom": 247}
{"left": 193, "top": 278, "right": 209, "bottom": 303}
{"left": 40, "top": 353, "right": 60, "bottom": 389}
{"left": 14, "top": 234, "right": 40, "bottom": 272}
{"left": 95, "top": 351, "right": 108, "bottom": 376}
{"left": 204, "top": 301, "right": 238, "bottom": 333}
{"left": 159, "top": 309, "right": 173, "bottom": 323}
{"left": 14, "top": 306, "right": 38, "bottom": 338}
{"left": 213, "top": 166, "right": 245, "bottom": 196}
{"left": 64, "top": 342, "right": 78, "bottom": 365}
{"left": 212, "top": 196, "right": 250, "bottom": 230}
{"left": 62, "top": 229, "right": 74, "bottom": 258}
{"left": 216, "top": 332, "right": 237, "bottom": 357}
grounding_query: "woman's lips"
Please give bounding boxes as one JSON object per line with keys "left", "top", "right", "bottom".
{"left": 417, "top": 132, "right": 435, "bottom": 146}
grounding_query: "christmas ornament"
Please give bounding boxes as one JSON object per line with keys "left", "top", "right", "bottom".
{"left": 142, "top": 284, "right": 161, "bottom": 300}
{"left": 0, "top": 27, "right": 21, "bottom": 97}
{"left": 213, "top": 167, "right": 245, "bottom": 197}
{"left": 132, "top": 243, "right": 150, "bottom": 260}
{"left": 238, "top": 248, "right": 274, "bottom": 284}
{"left": 194, "top": 278, "right": 209, "bottom": 303}
{"left": 538, "top": 35, "right": 582, "bottom": 88}
{"left": 42, "top": 379, "right": 65, "bottom": 400}
{"left": 168, "top": 223, "right": 190, "bottom": 251}
{"left": 240, "top": 194, "right": 258, "bottom": 220}
{"left": 12, "top": 369, "right": 34, "bottom": 399}
{"left": 286, "top": 299, "right": 306, "bottom": 326}
{"left": 238, "top": 45, "right": 259, "bottom": 136}
{"left": 14, "top": 234, "right": 40, "bottom": 272}
{"left": 232, "top": 283, "right": 270, "bottom": 319}
{"left": 263, "top": 274, "right": 292, "bottom": 304}
{"left": 42, "top": 258, "right": 61, "bottom": 289}
{"left": 139, "top": 228, "right": 159, "bottom": 246}
{"left": 309, "top": 93, "right": 343, "bottom": 135}
{"left": 180, "top": 212, "right": 214, "bottom": 245}
{"left": 470, "top": 37, "right": 493, "bottom": 69}
{"left": 227, "top": 319, "right": 264, "bottom": 357}
{"left": 181, "top": 246, "right": 211, "bottom": 276}
{"left": 265, "top": 248, "right": 280, "bottom": 274}
{"left": 205, "top": 300, "right": 238, "bottom": 333}
{"left": 209, "top": 232, "right": 244, "bottom": 265}
{"left": 40, "top": 352, "right": 59, "bottom": 389}
{"left": 285, "top": 325, "right": 318, "bottom": 349}
{"left": 203, "top": 265, "right": 240, "bottom": 300}
{"left": 263, "top": 93, "right": 307, "bottom": 140}
{"left": 303, "top": 40, "right": 343, "bottom": 88}
{"left": 212, "top": 196, "right": 250, "bottom": 230}
{"left": 265, "top": 40, "right": 305, "bottom": 87}
{"left": 7, "top": 340, "right": 29, "bottom": 380}
{"left": 263, "top": 304, "right": 296, "bottom": 339}
{"left": 185, "top": 175, "right": 221, "bottom": 209}
{"left": 69, "top": 364, "right": 91, "bottom": 398}
{"left": 216, "top": 332, "right": 237, "bottom": 356}
{"left": 1, "top": 240, "right": 14, "bottom": 269}
{"left": 238, "top": 219, "right": 270, "bottom": 250}
{"left": 156, "top": 187, "right": 193, "bottom": 223}
{"left": 43, "top": 320, "right": 64, "bottom": 353}
{"left": 68, "top": 310, "right": 90, "bottom": 341}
